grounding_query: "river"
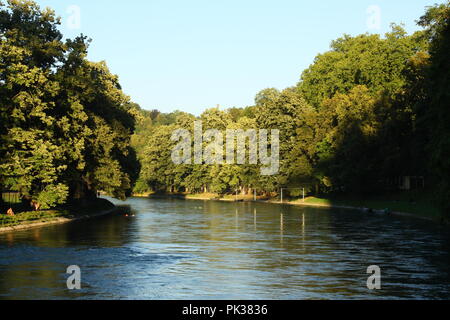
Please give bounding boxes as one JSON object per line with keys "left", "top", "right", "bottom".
{"left": 0, "top": 197, "right": 449, "bottom": 300}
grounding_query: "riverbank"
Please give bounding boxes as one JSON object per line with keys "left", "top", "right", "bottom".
{"left": 273, "top": 198, "right": 439, "bottom": 222}
{"left": 137, "top": 192, "right": 442, "bottom": 223}
{"left": 288, "top": 196, "right": 441, "bottom": 221}
{"left": 0, "top": 198, "right": 118, "bottom": 234}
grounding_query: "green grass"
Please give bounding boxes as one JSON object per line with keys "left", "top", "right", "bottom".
{"left": 297, "top": 194, "right": 441, "bottom": 220}
{"left": 185, "top": 193, "right": 218, "bottom": 199}
{"left": 139, "top": 191, "right": 442, "bottom": 221}
{"left": 302, "top": 197, "right": 332, "bottom": 206}
{"left": 0, "top": 198, "right": 116, "bottom": 229}
{"left": 0, "top": 210, "right": 70, "bottom": 228}
{"left": 185, "top": 193, "right": 265, "bottom": 201}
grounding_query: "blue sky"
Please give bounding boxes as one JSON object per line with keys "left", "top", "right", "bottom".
{"left": 34, "top": 0, "right": 440, "bottom": 115}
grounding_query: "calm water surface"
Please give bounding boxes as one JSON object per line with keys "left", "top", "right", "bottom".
{"left": 0, "top": 197, "right": 450, "bottom": 300}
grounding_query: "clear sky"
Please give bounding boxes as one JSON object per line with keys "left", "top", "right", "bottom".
{"left": 34, "top": 0, "right": 440, "bottom": 115}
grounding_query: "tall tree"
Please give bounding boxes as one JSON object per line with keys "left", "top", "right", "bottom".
{"left": 419, "top": 2, "right": 450, "bottom": 217}
{"left": 0, "top": 0, "right": 68, "bottom": 208}
{"left": 0, "top": 0, "right": 139, "bottom": 208}
{"left": 298, "top": 25, "right": 428, "bottom": 108}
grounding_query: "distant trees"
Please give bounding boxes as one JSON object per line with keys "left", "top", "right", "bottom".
{"left": 1, "top": 1, "right": 448, "bottom": 219}
{"left": 299, "top": 26, "right": 428, "bottom": 108}
{"left": 292, "top": 16, "right": 446, "bottom": 197}
{"left": 132, "top": 3, "right": 450, "bottom": 218}
{"left": 0, "top": 0, "right": 138, "bottom": 209}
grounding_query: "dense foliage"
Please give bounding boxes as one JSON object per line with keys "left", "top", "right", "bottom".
{"left": 0, "top": 0, "right": 139, "bottom": 209}
{"left": 132, "top": 3, "right": 450, "bottom": 217}
{"left": 1, "top": 1, "right": 449, "bottom": 220}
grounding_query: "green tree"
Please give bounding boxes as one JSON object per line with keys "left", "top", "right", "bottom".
{"left": 299, "top": 25, "right": 428, "bottom": 108}
{"left": 255, "top": 87, "right": 310, "bottom": 191}
{"left": 419, "top": 2, "right": 450, "bottom": 217}
{"left": 0, "top": 0, "right": 69, "bottom": 208}
{"left": 0, "top": 0, "right": 138, "bottom": 207}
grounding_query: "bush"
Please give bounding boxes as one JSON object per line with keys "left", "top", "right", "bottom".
{"left": 36, "top": 184, "right": 69, "bottom": 210}
{"left": 0, "top": 210, "right": 69, "bottom": 228}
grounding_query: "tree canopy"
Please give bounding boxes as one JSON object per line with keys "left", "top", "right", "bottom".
{"left": 131, "top": 2, "right": 450, "bottom": 218}
{"left": 1, "top": 1, "right": 449, "bottom": 219}
{"left": 0, "top": 0, "right": 139, "bottom": 209}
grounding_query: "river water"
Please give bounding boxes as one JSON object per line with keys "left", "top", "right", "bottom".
{"left": 0, "top": 197, "right": 449, "bottom": 300}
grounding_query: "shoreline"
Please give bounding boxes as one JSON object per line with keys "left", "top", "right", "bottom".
{"left": 141, "top": 194, "right": 439, "bottom": 223}
{"left": 1, "top": 193, "right": 439, "bottom": 235}
{"left": 0, "top": 204, "right": 118, "bottom": 234}
{"left": 269, "top": 200, "right": 437, "bottom": 222}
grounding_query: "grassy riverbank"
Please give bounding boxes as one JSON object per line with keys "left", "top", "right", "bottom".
{"left": 295, "top": 196, "right": 441, "bottom": 220}
{"left": 0, "top": 198, "right": 117, "bottom": 232}
{"left": 139, "top": 192, "right": 442, "bottom": 222}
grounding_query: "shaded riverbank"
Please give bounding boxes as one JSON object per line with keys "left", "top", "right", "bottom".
{"left": 0, "top": 199, "right": 118, "bottom": 234}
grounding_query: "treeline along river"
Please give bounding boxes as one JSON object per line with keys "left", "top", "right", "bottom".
{"left": 0, "top": 197, "right": 450, "bottom": 300}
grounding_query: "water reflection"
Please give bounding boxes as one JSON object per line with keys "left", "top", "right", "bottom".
{"left": 0, "top": 197, "right": 449, "bottom": 300}
{"left": 280, "top": 213, "right": 284, "bottom": 246}
{"left": 301, "top": 214, "right": 306, "bottom": 251}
